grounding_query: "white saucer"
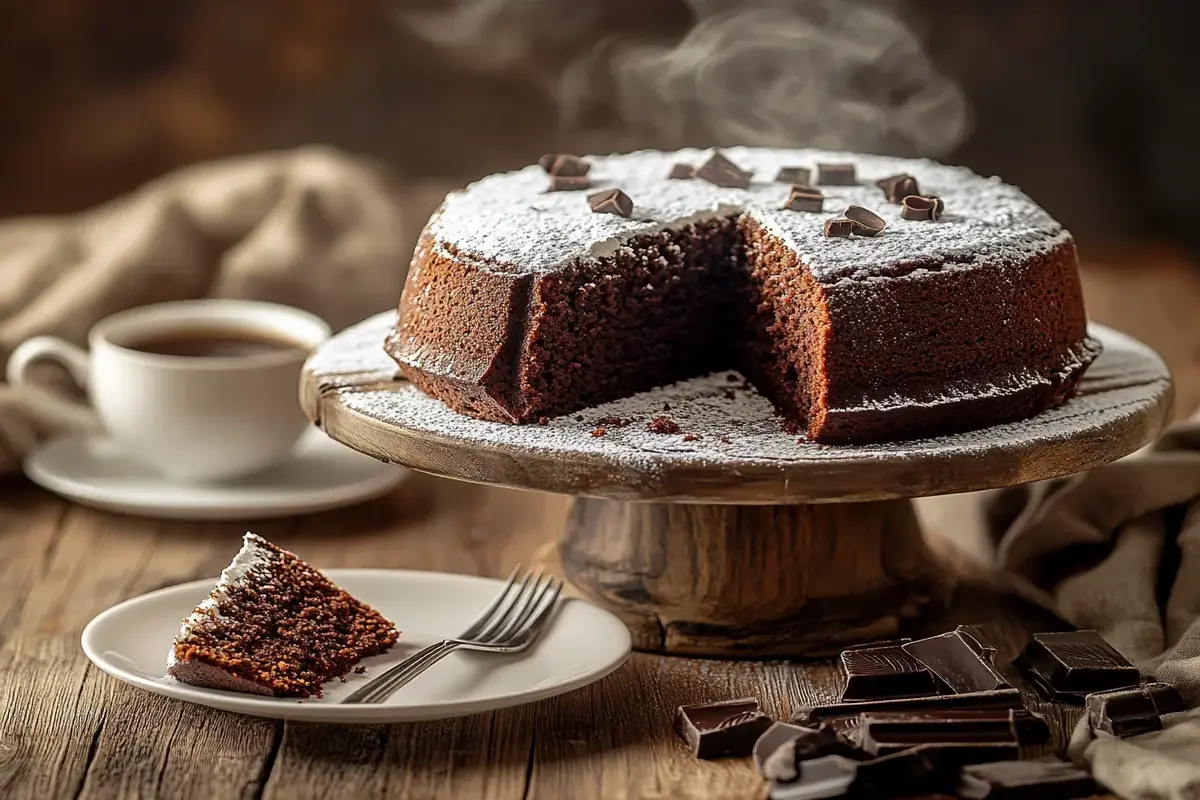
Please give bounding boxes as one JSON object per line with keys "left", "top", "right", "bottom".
{"left": 82, "top": 569, "right": 632, "bottom": 723}
{"left": 25, "top": 429, "right": 408, "bottom": 520}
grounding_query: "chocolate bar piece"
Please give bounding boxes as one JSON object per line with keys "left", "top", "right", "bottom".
{"left": 675, "top": 698, "right": 773, "bottom": 759}
{"left": 902, "top": 626, "right": 1011, "bottom": 694}
{"left": 1086, "top": 682, "right": 1186, "bottom": 738}
{"left": 854, "top": 709, "right": 1048, "bottom": 757}
{"left": 1019, "top": 630, "right": 1139, "bottom": 700}
{"left": 839, "top": 639, "right": 941, "bottom": 701}
{"left": 793, "top": 687, "right": 1024, "bottom": 726}
{"left": 959, "top": 760, "right": 1097, "bottom": 799}
{"left": 753, "top": 722, "right": 856, "bottom": 782}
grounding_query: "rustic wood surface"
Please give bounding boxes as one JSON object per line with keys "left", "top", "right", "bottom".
{"left": 302, "top": 322, "right": 1171, "bottom": 504}
{"left": 0, "top": 253, "right": 1196, "bottom": 799}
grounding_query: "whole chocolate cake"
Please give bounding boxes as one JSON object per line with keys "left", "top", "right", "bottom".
{"left": 386, "top": 148, "right": 1098, "bottom": 443}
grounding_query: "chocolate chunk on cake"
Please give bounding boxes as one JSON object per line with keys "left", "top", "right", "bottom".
{"left": 167, "top": 533, "right": 398, "bottom": 698}
{"left": 388, "top": 147, "right": 1098, "bottom": 444}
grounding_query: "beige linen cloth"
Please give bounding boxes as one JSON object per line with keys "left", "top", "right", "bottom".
{"left": 0, "top": 146, "right": 426, "bottom": 472}
{"left": 977, "top": 409, "right": 1200, "bottom": 799}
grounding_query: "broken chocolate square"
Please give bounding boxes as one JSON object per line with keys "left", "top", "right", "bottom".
{"left": 1018, "top": 630, "right": 1139, "bottom": 701}
{"left": 853, "top": 709, "right": 1048, "bottom": 757}
{"left": 901, "top": 626, "right": 1011, "bottom": 695}
{"left": 823, "top": 218, "right": 855, "bottom": 238}
{"left": 668, "top": 163, "right": 694, "bottom": 179}
{"left": 538, "top": 153, "right": 590, "bottom": 176}
{"left": 675, "top": 698, "right": 773, "bottom": 759}
{"left": 816, "top": 162, "right": 857, "bottom": 185}
{"left": 754, "top": 722, "right": 857, "bottom": 782}
{"left": 1086, "top": 682, "right": 1186, "bottom": 737}
{"left": 876, "top": 173, "right": 920, "bottom": 204}
{"left": 587, "top": 188, "right": 634, "bottom": 218}
{"left": 782, "top": 186, "right": 825, "bottom": 213}
{"left": 839, "top": 639, "right": 940, "bottom": 701}
{"left": 776, "top": 166, "right": 812, "bottom": 185}
{"left": 694, "top": 151, "right": 753, "bottom": 189}
{"left": 793, "top": 687, "right": 1024, "bottom": 726}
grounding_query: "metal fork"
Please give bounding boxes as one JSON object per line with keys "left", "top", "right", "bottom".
{"left": 343, "top": 566, "right": 563, "bottom": 704}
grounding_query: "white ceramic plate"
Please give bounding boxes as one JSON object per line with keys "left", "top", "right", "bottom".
{"left": 25, "top": 429, "right": 407, "bottom": 520}
{"left": 81, "top": 569, "right": 632, "bottom": 723}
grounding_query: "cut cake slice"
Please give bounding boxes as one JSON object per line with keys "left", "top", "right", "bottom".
{"left": 166, "top": 533, "right": 398, "bottom": 698}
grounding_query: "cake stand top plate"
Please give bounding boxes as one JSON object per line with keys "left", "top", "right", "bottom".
{"left": 301, "top": 313, "right": 1171, "bottom": 504}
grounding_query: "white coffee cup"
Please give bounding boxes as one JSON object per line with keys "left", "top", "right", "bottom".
{"left": 7, "top": 300, "right": 331, "bottom": 484}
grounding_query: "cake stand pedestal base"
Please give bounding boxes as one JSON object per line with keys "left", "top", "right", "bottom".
{"left": 559, "top": 497, "right": 944, "bottom": 658}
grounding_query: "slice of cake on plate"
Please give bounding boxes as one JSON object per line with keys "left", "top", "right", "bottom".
{"left": 167, "top": 533, "right": 398, "bottom": 698}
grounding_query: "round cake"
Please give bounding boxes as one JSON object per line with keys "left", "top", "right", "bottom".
{"left": 385, "top": 147, "right": 1098, "bottom": 444}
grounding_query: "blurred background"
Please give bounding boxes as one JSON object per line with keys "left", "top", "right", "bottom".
{"left": 1, "top": 0, "right": 1194, "bottom": 248}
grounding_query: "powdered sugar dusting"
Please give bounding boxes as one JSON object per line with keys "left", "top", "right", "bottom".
{"left": 319, "top": 315, "right": 1169, "bottom": 499}
{"left": 429, "top": 147, "right": 1068, "bottom": 283}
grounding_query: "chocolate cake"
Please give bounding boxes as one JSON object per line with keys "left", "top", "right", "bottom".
{"left": 387, "top": 147, "right": 1098, "bottom": 443}
{"left": 166, "top": 533, "right": 398, "bottom": 698}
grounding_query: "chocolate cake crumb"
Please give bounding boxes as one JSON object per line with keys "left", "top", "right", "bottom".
{"left": 575, "top": 415, "right": 584, "bottom": 421}
{"left": 662, "top": 402, "right": 672, "bottom": 411}
{"left": 719, "top": 436, "right": 732, "bottom": 444}
{"left": 354, "top": 665, "right": 368, "bottom": 674}
{"left": 682, "top": 434, "right": 701, "bottom": 442}
{"left": 168, "top": 535, "right": 398, "bottom": 699}
{"left": 537, "top": 416, "right": 550, "bottom": 425}
{"left": 595, "top": 415, "right": 630, "bottom": 428}
{"left": 591, "top": 427, "right": 607, "bottom": 437}
{"left": 724, "top": 388, "right": 737, "bottom": 400}
{"left": 647, "top": 416, "right": 681, "bottom": 434}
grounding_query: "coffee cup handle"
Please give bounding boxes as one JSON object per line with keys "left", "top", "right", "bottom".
{"left": 6, "top": 337, "right": 103, "bottom": 431}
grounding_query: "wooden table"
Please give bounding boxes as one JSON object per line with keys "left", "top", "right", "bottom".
{"left": 1, "top": 252, "right": 1197, "bottom": 799}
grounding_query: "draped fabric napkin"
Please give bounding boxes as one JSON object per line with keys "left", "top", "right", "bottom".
{"left": 0, "top": 147, "right": 428, "bottom": 474}
{"left": 975, "top": 409, "right": 1200, "bottom": 799}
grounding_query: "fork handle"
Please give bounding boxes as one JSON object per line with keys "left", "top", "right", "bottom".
{"left": 342, "top": 641, "right": 458, "bottom": 704}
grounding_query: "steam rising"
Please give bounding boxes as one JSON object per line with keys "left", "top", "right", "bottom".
{"left": 402, "top": 0, "right": 970, "bottom": 155}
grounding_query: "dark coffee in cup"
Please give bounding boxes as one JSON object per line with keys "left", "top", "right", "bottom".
{"left": 125, "top": 327, "right": 308, "bottom": 359}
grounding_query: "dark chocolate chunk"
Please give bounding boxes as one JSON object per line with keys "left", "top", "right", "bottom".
{"left": 782, "top": 186, "right": 825, "bottom": 213}
{"left": 793, "top": 687, "right": 1024, "bottom": 726}
{"left": 538, "top": 153, "right": 590, "bottom": 176}
{"left": 839, "top": 639, "right": 940, "bottom": 701}
{"left": 668, "top": 163, "right": 694, "bottom": 180}
{"left": 902, "top": 626, "right": 1011, "bottom": 695}
{"left": 854, "top": 709, "right": 1048, "bottom": 757}
{"left": 1019, "top": 630, "right": 1139, "bottom": 698}
{"left": 823, "top": 218, "right": 855, "bottom": 238}
{"left": 694, "top": 151, "right": 753, "bottom": 189}
{"left": 547, "top": 175, "right": 591, "bottom": 192}
{"left": 844, "top": 205, "right": 886, "bottom": 236}
{"left": 776, "top": 166, "right": 812, "bottom": 185}
{"left": 816, "top": 163, "right": 857, "bottom": 185}
{"left": 587, "top": 188, "right": 634, "bottom": 218}
{"left": 1086, "top": 682, "right": 1185, "bottom": 737}
{"left": 675, "top": 698, "right": 773, "bottom": 759}
{"left": 876, "top": 172, "right": 920, "bottom": 203}
{"left": 900, "top": 194, "right": 944, "bottom": 221}
{"left": 959, "top": 760, "right": 1097, "bottom": 799}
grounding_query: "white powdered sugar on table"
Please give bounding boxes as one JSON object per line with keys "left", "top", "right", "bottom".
{"left": 316, "top": 315, "right": 1169, "bottom": 475}
{"left": 428, "top": 147, "right": 1069, "bottom": 283}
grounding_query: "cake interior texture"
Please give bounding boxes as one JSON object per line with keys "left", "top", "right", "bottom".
{"left": 388, "top": 149, "right": 1098, "bottom": 444}
{"left": 167, "top": 533, "right": 398, "bottom": 698}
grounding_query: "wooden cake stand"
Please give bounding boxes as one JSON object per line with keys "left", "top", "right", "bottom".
{"left": 301, "top": 314, "right": 1172, "bottom": 658}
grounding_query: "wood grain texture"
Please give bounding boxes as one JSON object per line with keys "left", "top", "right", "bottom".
{"left": 0, "top": 476, "right": 1102, "bottom": 800}
{"left": 301, "top": 321, "right": 1172, "bottom": 503}
{"left": 561, "top": 497, "right": 945, "bottom": 657}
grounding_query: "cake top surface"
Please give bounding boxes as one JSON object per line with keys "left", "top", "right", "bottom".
{"left": 428, "top": 147, "right": 1070, "bottom": 283}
